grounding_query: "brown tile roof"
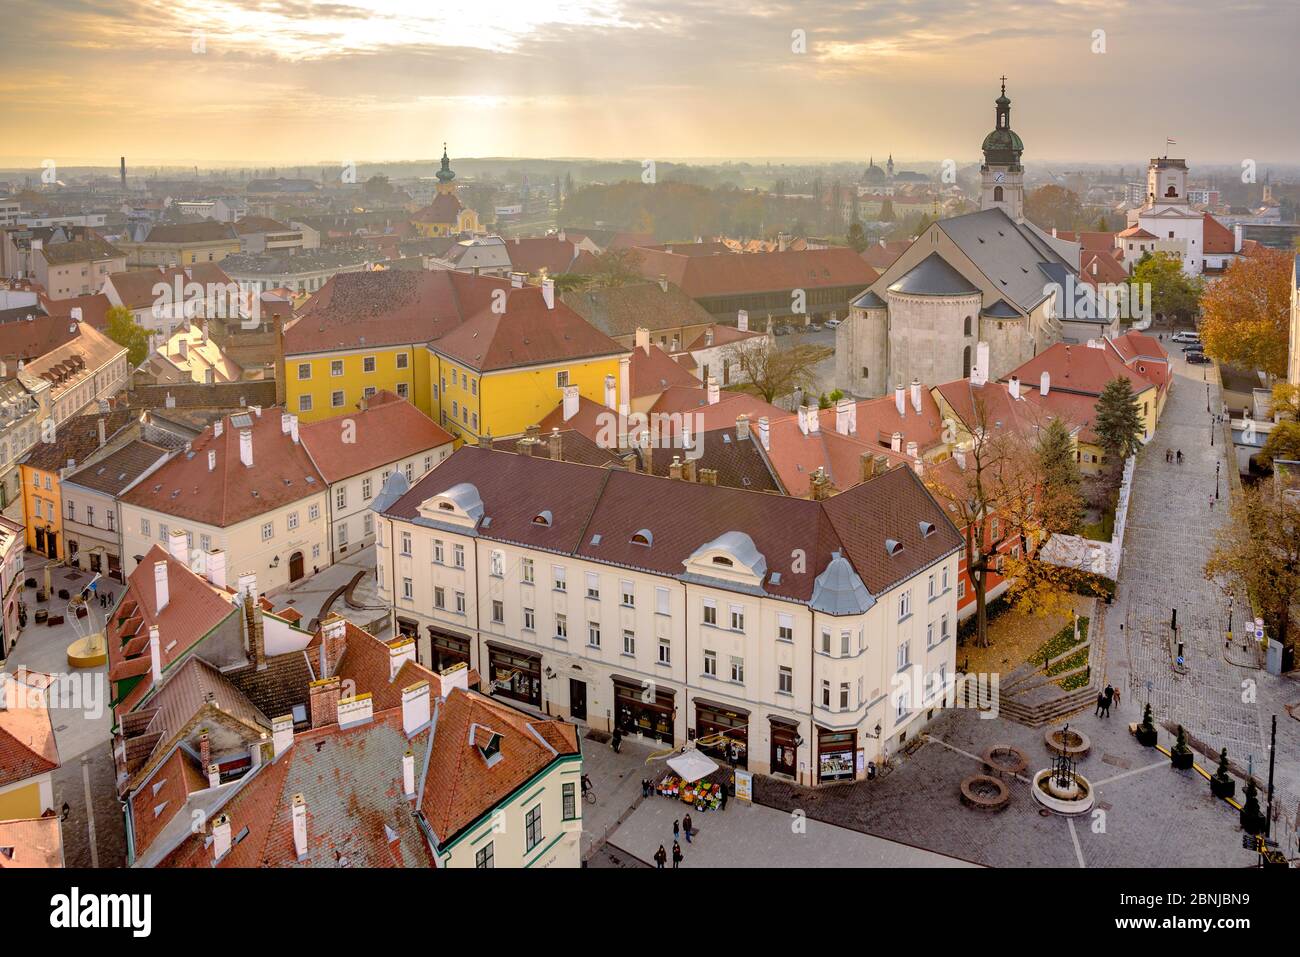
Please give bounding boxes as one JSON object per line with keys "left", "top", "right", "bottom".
{"left": 119, "top": 406, "right": 325, "bottom": 527}
{"left": 861, "top": 239, "right": 912, "bottom": 272}
{"left": 683, "top": 323, "right": 765, "bottom": 352}
{"left": 649, "top": 385, "right": 788, "bottom": 432}
{"left": 384, "top": 446, "right": 961, "bottom": 603}
{"left": 562, "top": 280, "right": 716, "bottom": 338}
{"left": 105, "top": 264, "right": 235, "bottom": 310}
{"left": 40, "top": 234, "right": 124, "bottom": 266}
{"left": 629, "top": 343, "right": 700, "bottom": 397}
{"left": 141, "top": 221, "right": 238, "bottom": 244}
{"left": 759, "top": 413, "right": 913, "bottom": 495}
{"left": 64, "top": 439, "right": 172, "bottom": 495}
{"left": 299, "top": 392, "right": 452, "bottom": 483}
{"left": 128, "top": 745, "right": 207, "bottom": 857}
{"left": 233, "top": 216, "right": 290, "bottom": 235}
{"left": 0, "top": 312, "right": 80, "bottom": 360}
{"left": 286, "top": 269, "right": 505, "bottom": 355}
{"left": 1116, "top": 226, "right": 1157, "bottom": 240}
{"left": 432, "top": 284, "right": 627, "bottom": 373}
{"left": 1079, "top": 249, "right": 1128, "bottom": 286}
{"left": 22, "top": 322, "right": 126, "bottom": 395}
{"left": 504, "top": 236, "right": 581, "bottom": 275}
{"left": 23, "top": 409, "right": 137, "bottom": 473}
{"left": 0, "top": 817, "right": 63, "bottom": 868}
{"left": 1203, "top": 213, "right": 1235, "bottom": 254}
{"left": 1007, "top": 341, "right": 1159, "bottom": 399}
{"left": 0, "top": 673, "right": 61, "bottom": 788}
{"left": 492, "top": 429, "right": 624, "bottom": 468}
{"left": 421, "top": 688, "right": 579, "bottom": 845}
{"left": 414, "top": 192, "right": 464, "bottom": 224}
{"left": 644, "top": 428, "right": 780, "bottom": 493}
{"left": 40, "top": 292, "right": 113, "bottom": 330}
{"left": 126, "top": 381, "right": 278, "bottom": 410}
{"left": 632, "top": 246, "right": 877, "bottom": 299}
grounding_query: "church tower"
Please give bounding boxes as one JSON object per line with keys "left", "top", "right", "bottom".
{"left": 979, "top": 78, "right": 1025, "bottom": 222}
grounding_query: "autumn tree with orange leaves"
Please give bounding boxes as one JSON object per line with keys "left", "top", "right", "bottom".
{"left": 1199, "top": 247, "right": 1293, "bottom": 379}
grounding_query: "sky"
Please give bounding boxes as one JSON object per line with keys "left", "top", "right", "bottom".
{"left": 2, "top": 0, "right": 1296, "bottom": 167}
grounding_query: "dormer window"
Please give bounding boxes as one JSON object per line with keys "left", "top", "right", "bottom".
{"left": 918, "top": 521, "right": 936, "bottom": 538}
{"left": 712, "top": 556, "right": 734, "bottom": 567}
{"left": 474, "top": 726, "right": 503, "bottom": 766}
{"left": 631, "top": 529, "right": 653, "bottom": 547}
{"left": 437, "top": 501, "right": 454, "bottom": 511}
{"left": 885, "top": 539, "right": 904, "bottom": 556}
{"left": 532, "top": 510, "right": 552, "bottom": 527}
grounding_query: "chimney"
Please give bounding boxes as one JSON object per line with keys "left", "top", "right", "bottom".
{"left": 807, "top": 405, "right": 820, "bottom": 434}
{"left": 954, "top": 444, "right": 968, "bottom": 470}
{"left": 149, "top": 624, "right": 162, "bottom": 681}
{"left": 281, "top": 412, "right": 292, "bottom": 435}
{"left": 273, "top": 314, "right": 286, "bottom": 408}
{"left": 402, "top": 680, "right": 431, "bottom": 734}
{"left": 1008, "top": 375, "right": 1021, "bottom": 400}
{"left": 736, "top": 414, "right": 750, "bottom": 441}
{"left": 207, "top": 549, "right": 227, "bottom": 589}
{"left": 510, "top": 272, "right": 524, "bottom": 288}
{"left": 309, "top": 676, "right": 342, "bottom": 728}
{"left": 906, "top": 440, "right": 919, "bottom": 460}
{"left": 860, "top": 451, "right": 875, "bottom": 482}
{"left": 237, "top": 571, "right": 257, "bottom": 602}
{"left": 682, "top": 458, "right": 697, "bottom": 483}
{"left": 561, "top": 385, "right": 579, "bottom": 422}
{"left": 337, "top": 693, "right": 374, "bottom": 729}
{"left": 403, "top": 749, "right": 416, "bottom": 799}
{"left": 518, "top": 436, "right": 535, "bottom": 456}
{"left": 168, "top": 529, "right": 188, "bottom": 565}
{"left": 199, "top": 730, "right": 211, "bottom": 770}
{"left": 701, "top": 376, "right": 717, "bottom": 406}
{"left": 548, "top": 427, "right": 563, "bottom": 461}
{"left": 699, "top": 468, "right": 718, "bottom": 486}
{"left": 835, "top": 398, "right": 853, "bottom": 435}
{"left": 440, "top": 662, "right": 470, "bottom": 695}
{"left": 290, "top": 416, "right": 299, "bottom": 444}
{"left": 705, "top": 328, "right": 714, "bottom": 347}
{"left": 910, "top": 378, "right": 922, "bottom": 413}
{"left": 895, "top": 383, "right": 905, "bottom": 417}
{"left": 757, "top": 416, "right": 770, "bottom": 451}
{"left": 634, "top": 327, "right": 650, "bottom": 355}
{"left": 657, "top": 273, "right": 668, "bottom": 292}
{"left": 291, "top": 794, "right": 308, "bottom": 860}
{"left": 604, "top": 374, "right": 617, "bottom": 410}
{"left": 1039, "top": 371, "right": 1050, "bottom": 396}
{"left": 178, "top": 338, "right": 189, "bottom": 361}
{"left": 207, "top": 449, "right": 216, "bottom": 471}
{"left": 319, "top": 613, "right": 347, "bottom": 678}
{"left": 874, "top": 454, "right": 890, "bottom": 475}
{"left": 388, "top": 637, "right": 417, "bottom": 680}
{"left": 971, "top": 341, "right": 990, "bottom": 387}
{"left": 214, "top": 420, "right": 223, "bottom": 439}
{"left": 669, "top": 456, "right": 684, "bottom": 481}
{"left": 239, "top": 428, "right": 253, "bottom": 468}
{"left": 541, "top": 278, "right": 555, "bottom": 309}
{"left": 212, "top": 814, "right": 232, "bottom": 861}
{"left": 736, "top": 309, "right": 748, "bottom": 332}
{"left": 272, "top": 715, "right": 294, "bottom": 758}
{"left": 621, "top": 450, "right": 639, "bottom": 473}
{"left": 797, "top": 406, "right": 809, "bottom": 435}
{"left": 154, "top": 561, "right": 169, "bottom": 612}
{"left": 891, "top": 431, "right": 903, "bottom": 453}
{"left": 207, "top": 763, "right": 220, "bottom": 789}
{"left": 97, "top": 417, "right": 106, "bottom": 448}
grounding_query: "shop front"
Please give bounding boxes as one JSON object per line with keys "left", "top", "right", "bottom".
{"left": 693, "top": 699, "right": 748, "bottom": 769}
{"left": 613, "top": 675, "right": 675, "bottom": 745}
{"left": 769, "top": 716, "right": 800, "bottom": 779}
{"left": 816, "top": 726, "right": 857, "bottom": 783}
{"left": 428, "top": 626, "right": 471, "bottom": 675}
{"left": 487, "top": 642, "right": 542, "bottom": 710}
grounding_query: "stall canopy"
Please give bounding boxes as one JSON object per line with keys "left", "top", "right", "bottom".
{"left": 667, "top": 749, "right": 719, "bottom": 782}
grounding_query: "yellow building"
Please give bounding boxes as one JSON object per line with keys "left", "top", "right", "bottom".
{"left": 0, "top": 670, "right": 60, "bottom": 824}
{"left": 20, "top": 410, "right": 138, "bottom": 560}
{"left": 411, "top": 146, "right": 480, "bottom": 238}
{"left": 282, "top": 270, "right": 630, "bottom": 441}
{"left": 118, "top": 220, "right": 242, "bottom": 267}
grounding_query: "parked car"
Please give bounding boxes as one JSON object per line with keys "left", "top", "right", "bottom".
{"left": 773, "top": 324, "right": 791, "bottom": 336}
{"left": 1171, "top": 331, "right": 1201, "bottom": 344}
{"left": 1186, "top": 351, "right": 1211, "bottom": 364}
{"left": 825, "top": 317, "right": 842, "bottom": 329}
{"left": 807, "top": 322, "right": 824, "bottom": 332}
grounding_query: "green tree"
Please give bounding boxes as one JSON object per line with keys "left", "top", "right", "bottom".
{"left": 1035, "top": 417, "right": 1084, "bottom": 535}
{"left": 1260, "top": 420, "right": 1300, "bottom": 469}
{"left": 105, "top": 305, "right": 150, "bottom": 366}
{"left": 878, "top": 198, "right": 896, "bottom": 223}
{"left": 1093, "top": 376, "right": 1144, "bottom": 480}
{"left": 1024, "top": 185, "right": 1083, "bottom": 232}
{"left": 1096, "top": 215, "right": 1110, "bottom": 232}
{"left": 846, "top": 221, "right": 867, "bottom": 253}
{"left": 1127, "top": 251, "right": 1203, "bottom": 325}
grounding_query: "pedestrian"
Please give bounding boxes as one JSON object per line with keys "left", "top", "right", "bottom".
{"left": 1177, "top": 450, "right": 1183, "bottom": 464}
{"left": 1095, "top": 692, "right": 1107, "bottom": 717}
{"left": 1112, "top": 687, "right": 1122, "bottom": 709}
{"left": 673, "top": 818, "right": 680, "bottom": 841}
{"left": 683, "top": 813, "right": 693, "bottom": 843}
{"left": 720, "top": 778, "right": 728, "bottom": 811}
{"left": 1210, "top": 496, "right": 1215, "bottom": 510}
{"left": 672, "top": 840, "right": 682, "bottom": 869}
{"left": 654, "top": 844, "right": 667, "bottom": 869}
{"left": 642, "top": 778, "right": 651, "bottom": 798}
{"left": 611, "top": 727, "right": 622, "bottom": 753}
{"left": 1165, "top": 449, "right": 1172, "bottom": 463}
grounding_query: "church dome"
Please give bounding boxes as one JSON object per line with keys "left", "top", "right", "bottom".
{"left": 981, "top": 79, "right": 1023, "bottom": 169}
{"left": 435, "top": 144, "right": 456, "bottom": 184}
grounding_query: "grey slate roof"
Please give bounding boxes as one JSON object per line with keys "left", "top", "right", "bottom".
{"left": 981, "top": 298, "right": 1021, "bottom": 318}
{"left": 937, "top": 207, "right": 1076, "bottom": 312}
{"left": 887, "top": 252, "right": 980, "bottom": 296}
{"left": 809, "top": 551, "right": 875, "bottom": 614}
{"left": 852, "top": 289, "right": 887, "bottom": 309}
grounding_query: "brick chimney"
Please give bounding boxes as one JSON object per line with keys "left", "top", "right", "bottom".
{"left": 860, "top": 451, "right": 875, "bottom": 482}
{"left": 403, "top": 749, "right": 416, "bottom": 799}
{"left": 291, "top": 793, "right": 308, "bottom": 860}
{"left": 239, "top": 428, "right": 253, "bottom": 468}
{"left": 319, "top": 613, "right": 347, "bottom": 678}
{"left": 699, "top": 468, "right": 718, "bottom": 486}
{"left": 669, "top": 456, "right": 684, "bottom": 480}
{"left": 199, "top": 730, "right": 211, "bottom": 770}
{"left": 548, "top": 427, "right": 563, "bottom": 460}
{"left": 309, "top": 675, "right": 341, "bottom": 728}
{"left": 402, "top": 680, "right": 431, "bottom": 734}
{"left": 682, "top": 457, "right": 697, "bottom": 483}
{"left": 706, "top": 376, "right": 719, "bottom": 405}
{"left": 154, "top": 561, "right": 169, "bottom": 611}
{"left": 273, "top": 314, "right": 286, "bottom": 408}
{"left": 757, "top": 416, "right": 770, "bottom": 451}
{"left": 272, "top": 714, "right": 294, "bottom": 758}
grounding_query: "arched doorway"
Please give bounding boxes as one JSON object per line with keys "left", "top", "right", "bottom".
{"left": 289, "top": 551, "right": 304, "bottom": 583}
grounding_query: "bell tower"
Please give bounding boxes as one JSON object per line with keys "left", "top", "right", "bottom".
{"left": 980, "top": 77, "right": 1025, "bottom": 222}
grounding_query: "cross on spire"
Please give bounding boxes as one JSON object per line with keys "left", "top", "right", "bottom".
{"left": 999, "top": 75, "right": 1007, "bottom": 96}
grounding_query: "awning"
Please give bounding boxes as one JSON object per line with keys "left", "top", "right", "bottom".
{"left": 667, "top": 749, "right": 719, "bottom": 783}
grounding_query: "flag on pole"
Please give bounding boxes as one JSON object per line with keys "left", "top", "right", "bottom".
{"left": 1166, "top": 137, "right": 1177, "bottom": 146}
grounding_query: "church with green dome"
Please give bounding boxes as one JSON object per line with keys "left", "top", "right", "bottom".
{"left": 413, "top": 143, "right": 481, "bottom": 238}
{"left": 979, "top": 78, "right": 1025, "bottom": 221}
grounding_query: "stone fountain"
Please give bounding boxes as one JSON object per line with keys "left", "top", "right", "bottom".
{"left": 1031, "top": 724, "right": 1096, "bottom": 816}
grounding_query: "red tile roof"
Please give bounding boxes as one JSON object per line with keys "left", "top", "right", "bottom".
{"left": 105, "top": 264, "right": 235, "bottom": 311}
{"left": 1117, "top": 226, "right": 1157, "bottom": 240}
{"left": 299, "top": 392, "right": 452, "bottom": 483}
{"left": 861, "top": 239, "right": 912, "bottom": 272}
{"left": 632, "top": 247, "right": 878, "bottom": 299}
{"left": 0, "top": 672, "right": 60, "bottom": 789}
{"left": 1202, "top": 214, "right": 1235, "bottom": 254}
{"left": 648, "top": 385, "right": 788, "bottom": 433}
{"left": 684, "top": 323, "right": 765, "bottom": 351}
{"left": 1007, "top": 341, "right": 1159, "bottom": 399}
{"left": 504, "top": 236, "right": 581, "bottom": 275}
{"left": 1079, "top": 249, "right": 1129, "bottom": 286}
{"left": 119, "top": 406, "right": 325, "bottom": 527}
{"left": 629, "top": 343, "right": 700, "bottom": 398}
{"left": 0, "top": 817, "right": 63, "bottom": 868}
{"left": 414, "top": 192, "right": 463, "bottom": 224}
{"left": 40, "top": 292, "right": 113, "bottom": 330}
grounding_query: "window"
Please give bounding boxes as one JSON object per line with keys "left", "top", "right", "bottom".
{"left": 898, "top": 590, "right": 911, "bottom": 621}
{"left": 336, "top": 486, "right": 347, "bottom": 510}
{"left": 261, "top": 522, "right": 273, "bottom": 542}
{"left": 821, "top": 629, "right": 831, "bottom": 654}
{"left": 702, "top": 600, "right": 717, "bottom": 626}
{"left": 941, "top": 614, "right": 950, "bottom": 640}
{"left": 990, "top": 517, "right": 1000, "bottom": 541}
{"left": 331, "top": 390, "right": 344, "bottom": 408}
{"left": 521, "top": 558, "right": 535, "bottom": 584}
{"left": 287, "top": 511, "right": 299, "bottom": 531}
{"left": 821, "top": 680, "right": 831, "bottom": 708}
{"left": 897, "top": 640, "right": 911, "bottom": 670}
{"left": 402, "top": 578, "right": 413, "bottom": 601}
{"left": 396, "top": 352, "right": 409, "bottom": 370}
{"left": 525, "top": 805, "right": 542, "bottom": 852}
{"left": 729, "top": 657, "right": 743, "bottom": 682}
{"left": 703, "top": 650, "right": 717, "bottom": 676}
{"left": 621, "top": 581, "right": 635, "bottom": 606}
{"left": 396, "top": 383, "right": 409, "bottom": 399}
{"left": 622, "top": 629, "right": 635, "bottom": 655}
{"left": 107, "top": 511, "right": 116, "bottom": 532}
{"left": 404, "top": 462, "right": 414, "bottom": 483}
{"left": 362, "top": 477, "right": 372, "bottom": 500}
{"left": 562, "top": 783, "right": 577, "bottom": 821}
{"left": 297, "top": 363, "right": 311, "bottom": 380}
{"left": 927, "top": 621, "right": 934, "bottom": 646}
{"left": 330, "top": 359, "right": 344, "bottom": 376}
{"left": 837, "top": 630, "right": 849, "bottom": 655}
{"left": 778, "top": 666, "right": 793, "bottom": 695}
{"left": 433, "top": 540, "right": 444, "bottom": 564}
{"left": 958, "top": 578, "right": 966, "bottom": 599}
{"left": 455, "top": 592, "right": 466, "bottom": 615}
{"left": 492, "top": 600, "right": 504, "bottom": 624}
{"left": 555, "top": 371, "right": 569, "bottom": 388}
{"left": 434, "top": 587, "right": 445, "bottom": 610}
{"left": 553, "top": 566, "right": 566, "bottom": 591}
{"left": 423, "top": 455, "right": 432, "bottom": 473}
{"left": 655, "top": 587, "right": 670, "bottom": 615}
{"left": 897, "top": 687, "right": 909, "bottom": 719}
{"left": 453, "top": 544, "right": 465, "bottom": 568}
{"left": 585, "top": 572, "right": 600, "bottom": 599}
{"left": 309, "top": 504, "right": 320, "bottom": 521}
{"left": 363, "top": 513, "right": 374, "bottom": 536}
{"left": 658, "top": 637, "right": 672, "bottom": 665}
{"left": 840, "top": 682, "right": 850, "bottom": 710}
{"left": 523, "top": 607, "right": 535, "bottom": 630}
{"left": 363, "top": 356, "right": 376, "bottom": 373}
{"left": 730, "top": 605, "right": 745, "bottom": 631}
{"left": 475, "top": 843, "right": 494, "bottom": 869}
{"left": 363, "top": 387, "right": 377, "bottom": 400}
{"left": 928, "top": 573, "right": 935, "bottom": 599}
{"left": 942, "top": 565, "right": 950, "bottom": 591}
{"left": 66, "top": 500, "right": 75, "bottom": 520}
{"left": 400, "top": 531, "right": 412, "bottom": 556}
{"left": 555, "top": 613, "right": 568, "bottom": 639}
{"left": 776, "top": 614, "right": 794, "bottom": 642}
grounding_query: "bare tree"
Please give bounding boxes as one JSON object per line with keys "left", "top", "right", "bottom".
{"left": 724, "top": 338, "right": 832, "bottom": 405}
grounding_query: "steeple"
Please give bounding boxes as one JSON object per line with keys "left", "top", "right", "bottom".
{"left": 979, "top": 78, "right": 1025, "bottom": 222}
{"left": 436, "top": 142, "right": 455, "bottom": 184}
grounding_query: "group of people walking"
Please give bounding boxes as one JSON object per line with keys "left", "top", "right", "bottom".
{"left": 654, "top": 815, "right": 694, "bottom": 868}
{"left": 1164, "top": 448, "right": 1183, "bottom": 464}
{"left": 1094, "top": 682, "right": 1120, "bottom": 717}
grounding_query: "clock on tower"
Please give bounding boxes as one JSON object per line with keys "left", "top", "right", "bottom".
{"left": 979, "top": 78, "right": 1025, "bottom": 221}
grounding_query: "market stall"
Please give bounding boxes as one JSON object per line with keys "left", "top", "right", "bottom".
{"left": 652, "top": 749, "right": 728, "bottom": 811}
